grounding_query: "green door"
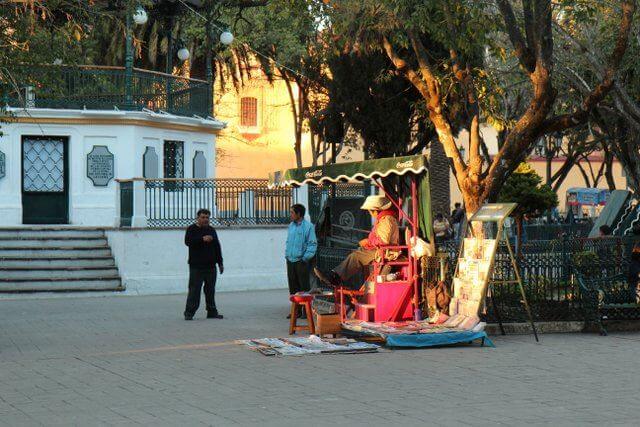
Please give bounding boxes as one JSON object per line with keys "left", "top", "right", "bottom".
{"left": 22, "top": 136, "right": 69, "bottom": 224}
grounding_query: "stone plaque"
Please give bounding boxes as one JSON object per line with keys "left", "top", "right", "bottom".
{"left": 193, "top": 151, "right": 207, "bottom": 179}
{"left": 143, "top": 146, "right": 159, "bottom": 178}
{"left": 0, "top": 150, "right": 5, "bottom": 179}
{"left": 87, "top": 145, "right": 114, "bottom": 186}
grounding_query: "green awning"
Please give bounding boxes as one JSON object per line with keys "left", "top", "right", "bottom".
{"left": 269, "top": 154, "right": 428, "bottom": 187}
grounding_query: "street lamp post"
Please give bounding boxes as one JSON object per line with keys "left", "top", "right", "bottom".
{"left": 205, "top": 22, "right": 233, "bottom": 116}
{"left": 535, "top": 133, "right": 562, "bottom": 222}
{"left": 125, "top": 6, "right": 148, "bottom": 110}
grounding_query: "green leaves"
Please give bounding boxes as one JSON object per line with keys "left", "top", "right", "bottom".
{"left": 498, "top": 163, "right": 559, "bottom": 218}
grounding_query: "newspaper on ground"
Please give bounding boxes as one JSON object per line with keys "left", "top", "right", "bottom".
{"left": 237, "top": 335, "right": 380, "bottom": 357}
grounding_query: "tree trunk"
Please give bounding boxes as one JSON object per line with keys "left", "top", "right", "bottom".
{"left": 427, "top": 139, "right": 451, "bottom": 217}
{"left": 516, "top": 215, "right": 523, "bottom": 258}
{"left": 282, "top": 74, "right": 303, "bottom": 168}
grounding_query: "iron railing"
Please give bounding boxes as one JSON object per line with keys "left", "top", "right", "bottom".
{"left": 143, "top": 178, "right": 295, "bottom": 227}
{"left": 1, "top": 64, "right": 210, "bottom": 117}
{"left": 308, "top": 182, "right": 369, "bottom": 223}
{"left": 521, "top": 221, "right": 594, "bottom": 240}
{"left": 318, "top": 235, "right": 640, "bottom": 323}
{"left": 438, "top": 236, "right": 638, "bottom": 322}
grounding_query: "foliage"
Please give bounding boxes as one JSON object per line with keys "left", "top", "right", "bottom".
{"left": 322, "top": 0, "right": 635, "bottom": 213}
{"left": 323, "top": 50, "right": 427, "bottom": 158}
{"left": 498, "top": 163, "right": 558, "bottom": 219}
{"left": 572, "top": 250, "right": 601, "bottom": 278}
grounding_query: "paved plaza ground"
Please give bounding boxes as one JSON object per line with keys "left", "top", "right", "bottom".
{"left": 1, "top": 289, "right": 639, "bottom": 426}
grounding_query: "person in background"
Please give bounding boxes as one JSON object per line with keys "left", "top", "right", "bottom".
{"left": 184, "top": 208, "right": 224, "bottom": 321}
{"left": 433, "top": 213, "right": 451, "bottom": 245}
{"left": 451, "top": 202, "right": 465, "bottom": 239}
{"left": 599, "top": 225, "right": 612, "bottom": 237}
{"left": 627, "top": 244, "right": 640, "bottom": 303}
{"left": 285, "top": 204, "right": 317, "bottom": 318}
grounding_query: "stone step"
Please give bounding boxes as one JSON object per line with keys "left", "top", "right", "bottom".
{"left": 0, "top": 247, "right": 112, "bottom": 258}
{"left": 0, "top": 229, "right": 105, "bottom": 239}
{"left": 0, "top": 267, "right": 120, "bottom": 280}
{"left": 0, "top": 238, "right": 108, "bottom": 248}
{"left": 0, "top": 257, "right": 115, "bottom": 268}
{"left": 0, "top": 277, "right": 123, "bottom": 292}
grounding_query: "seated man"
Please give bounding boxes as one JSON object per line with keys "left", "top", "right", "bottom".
{"left": 314, "top": 195, "right": 399, "bottom": 287}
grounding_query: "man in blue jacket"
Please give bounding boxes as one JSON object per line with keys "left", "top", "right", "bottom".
{"left": 285, "top": 204, "right": 317, "bottom": 318}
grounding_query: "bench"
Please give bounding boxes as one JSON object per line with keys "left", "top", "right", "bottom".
{"left": 575, "top": 271, "right": 640, "bottom": 335}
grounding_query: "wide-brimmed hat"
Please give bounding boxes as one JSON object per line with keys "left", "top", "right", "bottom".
{"left": 360, "top": 195, "right": 392, "bottom": 211}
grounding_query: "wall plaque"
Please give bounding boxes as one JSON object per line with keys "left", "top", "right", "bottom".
{"left": 87, "top": 145, "right": 114, "bottom": 186}
{"left": 0, "top": 150, "right": 5, "bottom": 179}
{"left": 143, "top": 146, "right": 159, "bottom": 178}
{"left": 193, "top": 151, "right": 207, "bottom": 179}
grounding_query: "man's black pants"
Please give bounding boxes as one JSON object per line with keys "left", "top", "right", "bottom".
{"left": 287, "top": 260, "right": 310, "bottom": 295}
{"left": 185, "top": 266, "right": 218, "bottom": 316}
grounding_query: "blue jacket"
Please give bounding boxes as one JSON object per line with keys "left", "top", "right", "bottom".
{"left": 285, "top": 219, "right": 317, "bottom": 262}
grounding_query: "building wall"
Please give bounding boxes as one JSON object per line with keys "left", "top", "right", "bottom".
{"left": 106, "top": 226, "right": 288, "bottom": 295}
{"left": 448, "top": 125, "right": 627, "bottom": 213}
{"left": 214, "top": 70, "right": 362, "bottom": 179}
{"left": 527, "top": 158, "right": 627, "bottom": 211}
{"left": 449, "top": 159, "right": 626, "bottom": 213}
{"left": 0, "top": 109, "right": 221, "bottom": 226}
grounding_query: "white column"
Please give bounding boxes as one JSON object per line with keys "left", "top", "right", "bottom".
{"left": 131, "top": 179, "right": 148, "bottom": 227}
{"left": 295, "top": 184, "right": 310, "bottom": 221}
{"left": 114, "top": 180, "right": 122, "bottom": 227}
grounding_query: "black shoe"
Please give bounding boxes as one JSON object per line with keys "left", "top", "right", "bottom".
{"left": 184, "top": 314, "right": 194, "bottom": 321}
{"left": 207, "top": 312, "right": 223, "bottom": 319}
{"left": 286, "top": 313, "right": 292, "bottom": 319}
{"left": 314, "top": 268, "right": 341, "bottom": 287}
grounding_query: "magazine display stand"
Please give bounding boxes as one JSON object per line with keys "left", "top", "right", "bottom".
{"left": 453, "top": 203, "right": 539, "bottom": 342}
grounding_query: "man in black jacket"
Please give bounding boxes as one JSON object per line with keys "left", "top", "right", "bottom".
{"left": 184, "top": 208, "right": 224, "bottom": 320}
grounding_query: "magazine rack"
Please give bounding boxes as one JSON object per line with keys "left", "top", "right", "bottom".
{"left": 453, "top": 203, "right": 538, "bottom": 342}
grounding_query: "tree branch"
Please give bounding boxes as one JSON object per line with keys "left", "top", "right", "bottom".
{"left": 541, "top": 0, "right": 636, "bottom": 133}
{"left": 496, "top": 0, "right": 536, "bottom": 72}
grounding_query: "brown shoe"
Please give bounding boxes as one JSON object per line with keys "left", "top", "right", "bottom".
{"left": 314, "top": 267, "right": 341, "bottom": 287}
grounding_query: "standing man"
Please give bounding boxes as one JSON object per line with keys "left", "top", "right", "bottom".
{"left": 285, "top": 204, "right": 317, "bottom": 317}
{"left": 184, "top": 208, "right": 224, "bottom": 321}
{"left": 451, "top": 202, "right": 465, "bottom": 239}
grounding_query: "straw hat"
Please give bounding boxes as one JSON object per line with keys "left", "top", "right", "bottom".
{"left": 360, "top": 195, "right": 392, "bottom": 211}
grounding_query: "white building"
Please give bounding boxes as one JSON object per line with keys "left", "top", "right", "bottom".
{"left": 0, "top": 68, "right": 293, "bottom": 295}
{"left": 0, "top": 107, "right": 223, "bottom": 226}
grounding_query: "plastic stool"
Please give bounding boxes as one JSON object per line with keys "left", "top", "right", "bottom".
{"left": 289, "top": 293, "right": 315, "bottom": 335}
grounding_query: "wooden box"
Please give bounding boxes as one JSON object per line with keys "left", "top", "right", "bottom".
{"left": 314, "top": 312, "right": 342, "bottom": 336}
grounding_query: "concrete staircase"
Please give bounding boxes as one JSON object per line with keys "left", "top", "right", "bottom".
{"left": 0, "top": 228, "right": 123, "bottom": 292}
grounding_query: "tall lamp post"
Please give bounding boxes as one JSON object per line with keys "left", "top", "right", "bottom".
{"left": 125, "top": 6, "right": 148, "bottom": 109}
{"left": 535, "top": 132, "right": 562, "bottom": 187}
{"left": 205, "top": 21, "right": 234, "bottom": 116}
{"left": 535, "top": 132, "right": 562, "bottom": 222}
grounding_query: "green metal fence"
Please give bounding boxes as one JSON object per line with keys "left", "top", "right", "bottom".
{"left": 1, "top": 64, "right": 210, "bottom": 118}
{"left": 318, "top": 236, "right": 640, "bottom": 323}
{"left": 143, "top": 178, "right": 295, "bottom": 227}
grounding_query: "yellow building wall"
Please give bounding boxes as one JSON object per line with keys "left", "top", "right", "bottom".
{"left": 449, "top": 156, "right": 628, "bottom": 213}
{"left": 527, "top": 158, "right": 627, "bottom": 211}
{"left": 213, "top": 70, "right": 362, "bottom": 179}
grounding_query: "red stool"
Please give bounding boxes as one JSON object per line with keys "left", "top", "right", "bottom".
{"left": 289, "top": 293, "right": 315, "bottom": 335}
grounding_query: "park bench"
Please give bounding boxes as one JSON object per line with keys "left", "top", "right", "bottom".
{"left": 575, "top": 271, "right": 640, "bottom": 335}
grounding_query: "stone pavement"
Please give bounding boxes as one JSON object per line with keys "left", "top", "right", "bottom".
{"left": 1, "top": 290, "right": 639, "bottom": 426}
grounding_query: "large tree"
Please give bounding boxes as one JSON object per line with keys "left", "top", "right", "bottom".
{"left": 325, "top": 0, "right": 635, "bottom": 214}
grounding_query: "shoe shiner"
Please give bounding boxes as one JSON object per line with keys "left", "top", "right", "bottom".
{"left": 314, "top": 195, "right": 399, "bottom": 290}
